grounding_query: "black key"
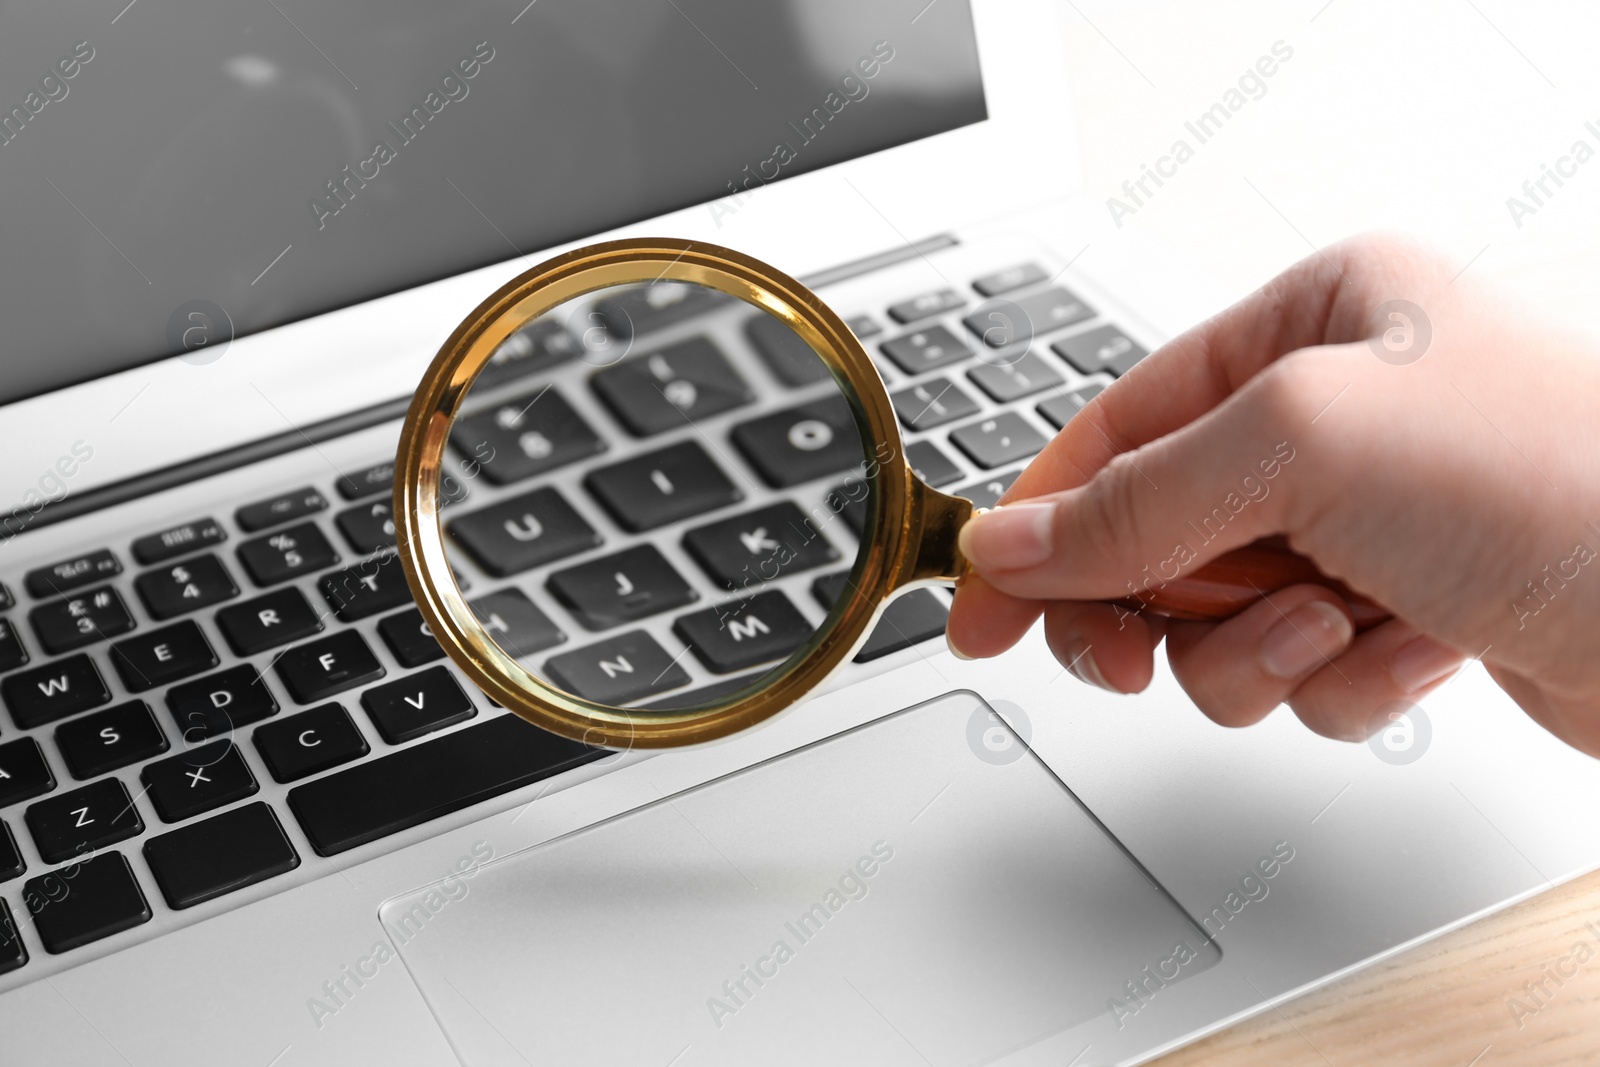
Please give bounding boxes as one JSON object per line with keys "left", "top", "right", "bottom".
{"left": 949, "top": 412, "right": 1048, "bottom": 469}
{"left": 674, "top": 591, "right": 813, "bottom": 673}
{"left": 0, "top": 822, "right": 22, "bottom": 882}
{"left": 683, "top": 502, "right": 840, "bottom": 591}
{"left": 1053, "top": 324, "right": 1148, "bottom": 377}
{"left": 854, "top": 590, "right": 951, "bottom": 662}
{"left": 880, "top": 325, "right": 972, "bottom": 376}
{"left": 449, "top": 487, "right": 601, "bottom": 577}
{"left": 592, "top": 281, "right": 727, "bottom": 338}
{"left": 55, "top": 701, "right": 169, "bottom": 781}
{"left": 335, "top": 500, "right": 397, "bottom": 554}
{"left": 592, "top": 337, "right": 755, "bottom": 436}
{"left": 0, "top": 738, "right": 54, "bottom": 808}
{"left": 972, "top": 262, "right": 1048, "bottom": 297}
{"left": 336, "top": 461, "right": 396, "bottom": 501}
{"left": 887, "top": 288, "right": 965, "bottom": 324}
{"left": 142, "top": 740, "right": 258, "bottom": 823}
{"left": 449, "top": 387, "right": 606, "bottom": 485}
{"left": 288, "top": 713, "right": 603, "bottom": 856}
{"left": 906, "top": 440, "right": 963, "bottom": 488}
{"left": 730, "top": 395, "right": 863, "bottom": 488}
{"left": 470, "top": 589, "right": 565, "bottom": 659}
{"left": 585, "top": 441, "right": 741, "bottom": 533}
{"left": 1037, "top": 383, "right": 1106, "bottom": 429}
{"left": 3, "top": 655, "right": 110, "bottom": 729}
{"left": 543, "top": 630, "right": 691, "bottom": 704}
{"left": 964, "top": 287, "right": 1094, "bottom": 349}
{"left": 253, "top": 704, "right": 369, "bottom": 783}
{"left": 110, "top": 621, "right": 217, "bottom": 692}
{"left": 642, "top": 673, "right": 765, "bottom": 710}
{"left": 954, "top": 469, "right": 1022, "bottom": 509}
{"left": 25, "top": 549, "right": 121, "bottom": 600}
{"left": 216, "top": 587, "right": 325, "bottom": 656}
{"left": 236, "top": 487, "right": 327, "bottom": 532}
{"left": 812, "top": 575, "right": 949, "bottom": 662}
{"left": 237, "top": 522, "right": 339, "bottom": 586}
{"left": 846, "top": 314, "right": 882, "bottom": 340}
{"left": 476, "top": 319, "right": 583, "bottom": 390}
{"left": 967, "top": 351, "right": 1065, "bottom": 403}
{"left": 131, "top": 517, "right": 227, "bottom": 565}
{"left": 548, "top": 545, "right": 697, "bottom": 631}
{"left": 890, "top": 378, "right": 980, "bottom": 432}
{"left": 25, "top": 852, "right": 151, "bottom": 954}
{"left": 143, "top": 802, "right": 299, "bottom": 910}
{"left": 167, "top": 665, "right": 279, "bottom": 742}
{"left": 26, "top": 778, "right": 143, "bottom": 864}
{"left": 0, "top": 898, "right": 24, "bottom": 973}
{"left": 378, "top": 609, "right": 446, "bottom": 668}
{"left": 361, "top": 667, "right": 476, "bottom": 745}
{"left": 0, "top": 617, "right": 28, "bottom": 673}
{"left": 134, "top": 555, "right": 239, "bottom": 622}
{"left": 29, "top": 586, "right": 135, "bottom": 654}
{"left": 318, "top": 553, "right": 413, "bottom": 621}
{"left": 746, "top": 314, "right": 829, "bottom": 387}
{"left": 275, "top": 631, "right": 385, "bottom": 705}
{"left": 823, "top": 479, "right": 870, "bottom": 538}
{"left": 377, "top": 609, "right": 445, "bottom": 668}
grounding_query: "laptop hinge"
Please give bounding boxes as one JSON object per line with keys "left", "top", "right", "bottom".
{"left": 5, "top": 233, "right": 959, "bottom": 536}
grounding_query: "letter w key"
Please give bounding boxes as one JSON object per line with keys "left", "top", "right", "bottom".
{"left": 2, "top": 654, "right": 111, "bottom": 728}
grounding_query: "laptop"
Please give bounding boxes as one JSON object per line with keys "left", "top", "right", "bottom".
{"left": 2, "top": 2, "right": 1597, "bottom": 1063}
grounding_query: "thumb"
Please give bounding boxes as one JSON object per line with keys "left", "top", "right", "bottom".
{"left": 958, "top": 361, "right": 1322, "bottom": 602}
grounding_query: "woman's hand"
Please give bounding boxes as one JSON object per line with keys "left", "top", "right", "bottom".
{"left": 946, "top": 234, "right": 1600, "bottom": 757}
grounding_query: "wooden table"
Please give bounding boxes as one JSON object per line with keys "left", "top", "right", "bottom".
{"left": 1148, "top": 870, "right": 1600, "bottom": 1065}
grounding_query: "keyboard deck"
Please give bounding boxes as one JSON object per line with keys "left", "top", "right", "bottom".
{"left": 0, "top": 235, "right": 1151, "bottom": 983}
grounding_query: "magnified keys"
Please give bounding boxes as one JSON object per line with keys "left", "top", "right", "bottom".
{"left": 395, "top": 239, "right": 1388, "bottom": 752}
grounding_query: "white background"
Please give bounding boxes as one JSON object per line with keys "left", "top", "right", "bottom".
{"left": 1054, "top": 0, "right": 1600, "bottom": 333}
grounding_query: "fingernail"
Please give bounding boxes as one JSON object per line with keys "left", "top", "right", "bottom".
{"left": 1063, "top": 639, "right": 1115, "bottom": 692}
{"left": 1391, "top": 635, "right": 1462, "bottom": 692}
{"left": 1259, "top": 601, "right": 1353, "bottom": 679}
{"left": 946, "top": 634, "right": 976, "bottom": 661}
{"left": 959, "top": 502, "right": 1056, "bottom": 570}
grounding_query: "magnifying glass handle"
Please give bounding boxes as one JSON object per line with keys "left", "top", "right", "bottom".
{"left": 1109, "top": 536, "right": 1391, "bottom": 630}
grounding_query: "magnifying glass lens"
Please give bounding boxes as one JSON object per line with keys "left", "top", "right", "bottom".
{"left": 433, "top": 276, "right": 877, "bottom": 732}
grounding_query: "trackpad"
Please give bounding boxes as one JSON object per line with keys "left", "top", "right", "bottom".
{"left": 382, "top": 692, "right": 1218, "bottom": 1065}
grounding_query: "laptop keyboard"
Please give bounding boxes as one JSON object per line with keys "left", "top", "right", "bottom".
{"left": 0, "top": 237, "right": 1150, "bottom": 978}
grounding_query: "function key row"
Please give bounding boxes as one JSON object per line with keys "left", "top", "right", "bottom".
{"left": 131, "top": 518, "right": 226, "bottom": 566}
{"left": 24, "top": 549, "right": 120, "bottom": 601}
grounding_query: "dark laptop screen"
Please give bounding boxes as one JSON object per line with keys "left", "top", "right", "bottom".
{"left": 0, "top": 1, "right": 984, "bottom": 405}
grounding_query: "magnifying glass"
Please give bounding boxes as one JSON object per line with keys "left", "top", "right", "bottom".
{"left": 396, "top": 238, "right": 1384, "bottom": 751}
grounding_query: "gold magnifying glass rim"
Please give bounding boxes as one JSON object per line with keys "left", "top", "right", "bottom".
{"left": 394, "top": 237, "right": 928, "bottom": 750}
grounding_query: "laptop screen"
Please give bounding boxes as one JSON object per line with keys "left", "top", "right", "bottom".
{"left": 0, "top": 1, "right": 985, "bottom": 405}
